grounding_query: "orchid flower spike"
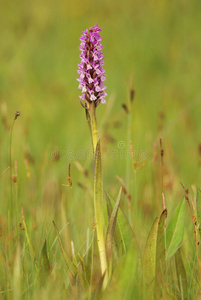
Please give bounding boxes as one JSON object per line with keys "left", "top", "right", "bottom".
{"left": 77, "top": 25, "right": 107, "bottom": 106}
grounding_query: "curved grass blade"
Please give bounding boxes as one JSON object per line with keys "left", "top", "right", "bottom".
{"left": 41, "top": 239, "right": 51, "bottom": 273}
{"left": 175, "top": 248, "right": 188, "bottom": 299}
{"left": 143, "top": 209, "right": 167, "bottom": 300}
{"left": 105, "top": 192, "right": 135, "bottom": 255}
{"left": 77, "top": 253, "right": 89, "bottom": 292}
{"left": 143, "top": 217, "right": 159, "bottom": 300}
{"left": 106, "top": 187, "right": 122, "bottom": 277}
{"left": 155, "top": 209, "right": 167, "bottom": 299}
{"left": 166, "top": 198, "right": 185, "bottom": 260}
{"left": 52, "top": 220, "right": 77, "bottom": 277}
{"left": 21, "top": 206, "right": 38, "bottom": 271}
{"left": 105, "top": 192, "right": 113, "bottom": 223}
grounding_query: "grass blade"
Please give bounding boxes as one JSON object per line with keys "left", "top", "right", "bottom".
{"left": 143, "top": 217, "right": 159, "bottom": 300}
{"left": 77, "top": 260, "right": 89, "bottom": 293}
{"left": 52, "top": 220, "right": 77, "bottom": 277}
{"left": 175, "top": 248, "right": 188, "bottom": 299}
{"left": 105, "top": 192, "right": 113, "bottom": 223}
{"left": 143, "top": 209, "right": 167, "bottom": 300}
{"left": 21, "top": 206, "right": 38, "bottom": 271}
{"left": 106, "top": 187, "right": 122, "bottom": 277}
{"left": 102, "top": 240, "right": 138, "bottom": 300}
{"left": 77, "top": 253, "right": 89, "bottom": 290}
{"left": 166, "top": 198, "right": 185, "bottom": 260}
{"left": 155, "top": 209, "right": 167, "bottom": 299}
{"left": 196, "top": 188, "right": 201, "bottom": 237}
{"left": 13, "top": 243, "right": 21, "bottom": 300}
{"left": 105, "top": 192, "right": 135, "bottom": 255}
{"left": 41, "top": 239, "right": 51, "bottom": 273}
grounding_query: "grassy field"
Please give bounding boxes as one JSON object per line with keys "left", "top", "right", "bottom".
{"left": 1, "top": 0, "right": 201, "bottom": 299}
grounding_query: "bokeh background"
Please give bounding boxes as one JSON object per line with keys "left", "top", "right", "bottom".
{"left": 1, "top": 0, "right": 201, "bottom": 249}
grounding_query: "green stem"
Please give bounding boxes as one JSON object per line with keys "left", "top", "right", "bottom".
{"left": 90, "top": 101, "right": 98, "bottom": 153}
{"left": 94, "top": 140, "right": 108, "bottom": 289}
{"left": 126, "top": 105, "right": 132, "bottom": 222}
{"left": 90, "top": 101, "right": 108, "bottom": 289}
{"left": 9, "top": 119, "right": 15, "bottom": 221}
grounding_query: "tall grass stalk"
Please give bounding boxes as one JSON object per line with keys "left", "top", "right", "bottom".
{"left": 126, "top": 104, "right": 132, "bottom": 222}
{"left": 9, "top": 111, "right": 20, "bottom": 227}
{"left": 9, "top": 118, "right": 15, "bottom": 222}
{"left": 126, "top": 84, "right": 134, "bottom": 222}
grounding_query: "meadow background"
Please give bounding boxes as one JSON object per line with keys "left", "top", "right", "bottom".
{"left": 0, "top": 0, "right": 201, "bottom": 298}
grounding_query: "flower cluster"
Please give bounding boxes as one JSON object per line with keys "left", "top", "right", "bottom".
{"left": 77, "top": 25, "right": 107, "bottom": 105}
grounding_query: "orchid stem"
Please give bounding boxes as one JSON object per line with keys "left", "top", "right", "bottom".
{"left": 90, "top": 101, "right": 98, "bottom": 153}
{"left": 90, "top": 101, "right": 108, "bottom": 289}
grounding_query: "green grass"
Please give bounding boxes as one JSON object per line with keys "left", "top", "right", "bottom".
{"left": 1, "top": 0, "right": 201, "bottom": 299}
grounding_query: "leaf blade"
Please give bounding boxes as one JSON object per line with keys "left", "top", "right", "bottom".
{"left": 106, "top": 187, "right": 122, "bottom": 276}
{"left": 102, "top": 240, "right": 138, "bottom": 300}
{"left": 41, "top": 239, "right": 51, "bottom": 273}
{"left": 175, "top": 248, "right": 188, "bottom": 298}
{"left": 143, "top": 217, "right": 159, "bottom": 300}
{"left": 52, "top": 220, "right": 77, "bottom": 277}
{"left": 196, "top": 188, "right": 201, "bottom": 237}
{"left": 105, "top": 192, "right": 135, "bottom": 255}
{"left": 143, "top": 209, "right": 167, "bottom": 300}
{"left": 155, "top": 209, "right": 167, "bottom": 299}
{"left": 166, "top": 198, "right": 185, "bottom": 260}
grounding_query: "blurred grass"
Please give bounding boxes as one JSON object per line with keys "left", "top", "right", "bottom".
{"left": 0, "top": 0, "right": 201, "bottom": 298}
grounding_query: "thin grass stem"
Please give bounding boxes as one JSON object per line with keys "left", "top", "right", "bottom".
{"left": 9, "top": 119, "right": 15, "bottom": 222}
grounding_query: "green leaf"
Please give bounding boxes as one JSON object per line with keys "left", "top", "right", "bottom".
{"left": 196, "top": 188, "right": 201, "bottom": 237}
{"left": 41, "top": 239, "right": 51, "bottom": 273}
{"left": 52, "top": 220, "right": 77, "bottom": 277}
{"left": 77, "top": 253, "right": 89, "bottom": 292}
{"left": 155, "top": 209, "right": 167, "bottom": 299}
{"left": 143, "top": 209, "right": 167, "bottom": 300}
{"left": 13, "top": 243, "right": 21, "bottom": 300}
{"left": 102, "top": 240, "right": 138, "bottom": 300}
{"left": 105, "top": 192, "right": 113, "bottom": 223}
{"left": 106, "top": 187, "right": 122, "bottom": 277}
{"left": 166, "top": 198, "right": 186, "bottom": 260}
{"left": 143, "top": 217, "right": 159, "bottom": 300}
{"left": 175, "top": 248, "right": 188, "bottom": 299}
{"left": 105, "top": 192, "right": 135, "bottom": 255}
{"left": 78, "top": 253, "right": 89, "bottom": 285}
{"left": 94, "top": 140, "right": 108, "bottom": 287}
{"left": 94, "top": 140, "right": 104, "bottom": 234}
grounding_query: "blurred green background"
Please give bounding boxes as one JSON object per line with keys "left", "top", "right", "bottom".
{"left": 0, "top": 0, "right": 201, "bottom": 249}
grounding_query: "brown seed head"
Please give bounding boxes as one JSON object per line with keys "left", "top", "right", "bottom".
{"left": 14, "top": 110, "right": 21, "bottom": 120}
{"left": 130, "top": 89, "right": 135, "bottom": 102}
{"left": 122, "top": 103, "right": 129, "bottom": 114}
{"left": 12, "top": 174, "right": 17, "bottom": 183}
